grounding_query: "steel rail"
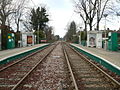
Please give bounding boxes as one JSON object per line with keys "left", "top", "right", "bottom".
{"left": 0, "top": 44, "right": 51, "bottom": 72}
{"left": 62, "top": 43, "right": 79, "bottom": 90}
{"left": 11, "top": 43, "right": 57, "bottom": 90}
{"left": 66, "top": 43, "right": 120, "bottom": 88}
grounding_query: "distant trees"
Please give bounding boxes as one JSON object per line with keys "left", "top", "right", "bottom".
{"left": 30, "top": 7, "right": 49, "bottom": 31}
{"left": 65, "top": 21, "right": 78, "bottom": 43}
{"left": 30, "top": 7, "right": 49, "bottom": 43}
{"left": 44, "top": 26, "right": 53, "bottom": 42}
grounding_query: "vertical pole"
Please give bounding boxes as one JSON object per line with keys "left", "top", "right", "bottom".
{"left": 38, "top": 29, "right": 39, "bottom": 44}
{"left": 104, "top": 17, "right": 107, "bottom": 50}
{"left": 38, "top": 25, "right": 39, "bottom": 44}
{"left": 105, "top": 16, "right": 106, "bottom": 39}
{"left": 104, "top": 14, "right": 108, "bottom": 50}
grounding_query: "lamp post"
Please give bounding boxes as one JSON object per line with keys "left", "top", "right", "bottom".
{"left": 37, "top": 29, "right": 39, "bottom": 44}
{"left": 104, "top": 14, "right": 108, "bottom": 50}
{"left": 72, "top": 34, "right": 76, "bottom": 43}
{"left": 117, "top": 13, "right": 120, "bottom": 30}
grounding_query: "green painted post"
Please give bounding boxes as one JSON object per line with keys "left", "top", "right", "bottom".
{"left": 117, "top": 33, "right": 120, "bottom": 50}
{"left": 108, "top": 32, "right": 118, "bottom": 51}
{"left": 111, "top": 32, "right": 118, "bottom": 51}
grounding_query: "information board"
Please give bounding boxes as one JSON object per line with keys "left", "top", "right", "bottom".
{"left": 27, "top": 36, "right": 32, "bottom": 44}
{"left": 89, "top": 33, "right": 96, "bottom": 47}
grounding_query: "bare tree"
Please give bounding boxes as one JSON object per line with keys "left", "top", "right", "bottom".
{"left": 14, "top": 0, "right": 28, "bottom": 32}
{"left": 74, "top": 1, "right": 88, "bottom": 31}
{"left": 22, "top": 8, "right": 33, "bottom": 32}
{"left": 74, "top": 0, "right": 112, "bottom": 31}
{"left": 96, "top": 0, "right": 110, "bottom": 31}
{"left": 74, "top": 0, "right": 97, "bottom": 31}
{"left": 0, "top": 0, "right": 14, "bottom": 26}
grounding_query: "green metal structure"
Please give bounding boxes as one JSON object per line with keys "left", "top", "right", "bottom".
{"left": 108, "top": 32, "right": 120, "bottom": 51}
{"left": 118, "top": 32, "right": 120, "bottom": 50}
{"left": 7, "top": 33, "right": 15, "bottom": 49}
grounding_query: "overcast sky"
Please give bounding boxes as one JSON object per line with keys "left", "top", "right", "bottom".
{"left": 29, "top": 0, "right": 81, "bottom": 38}
{"left": 29, "top": 0, "right": 120, "bottom": 38}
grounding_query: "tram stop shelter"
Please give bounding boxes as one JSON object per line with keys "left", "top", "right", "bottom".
{"left": 21, "top": 31, "right": 35, "bottom": 47}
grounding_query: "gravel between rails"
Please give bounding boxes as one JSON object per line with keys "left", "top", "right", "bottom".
{"left": 13, "top": 43, "right": 70, "bottom": 90}
{"left": 1, "top": 42, "right": 118, "bottom": 90}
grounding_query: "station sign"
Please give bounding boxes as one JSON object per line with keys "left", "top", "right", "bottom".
{"left": 27, "top": 36, "right": 32, "bottom": 44}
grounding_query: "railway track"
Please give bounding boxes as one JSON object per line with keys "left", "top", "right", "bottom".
{"left": 62, "top": 42, "right": 120, "bottom": 90}
{"left": 0, "top": 43, "right": 57, "bottom": 90}
{"left": 8, "top": 42, "right": 69, "bottom": 90}
{"left": 0, "top": 44, "right": 51, "bottom": 70}
{"left": 0, "top": 42, "right": 119, "bottom": 90}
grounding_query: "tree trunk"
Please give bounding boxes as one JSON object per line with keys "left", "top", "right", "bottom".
{"left": 84, "top": 21, "right": 87, "bottom": 31}
{"left": 89, "top": 22, "right": 92, "bottom": 31}
{"left": 85, "top": 22, "right": 87, "bottom": 31}
{"left": 96, "top": 20, "right": 99, "bottom": 31}
{"left": 17, "top": 22, "right": 19, "bottom": 32}
{"left": 89, "top": 19, "right": 93, "bottom": 31}
{"left": 1, "top": 25, "right": 8, "bottom": 50}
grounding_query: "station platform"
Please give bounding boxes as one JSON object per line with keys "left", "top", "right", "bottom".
{"left": 0, "top": 44, "right": 48, "bottom": 61}
{"left": 71, "top": 43, "right": 120, "bottom": 69}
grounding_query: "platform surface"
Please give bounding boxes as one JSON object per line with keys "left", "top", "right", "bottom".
{"left": 71, "top": 43, "right": 120, "bottom": 68}
{"left": 0, "top": 44, "right": 48, "bottom": 61}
